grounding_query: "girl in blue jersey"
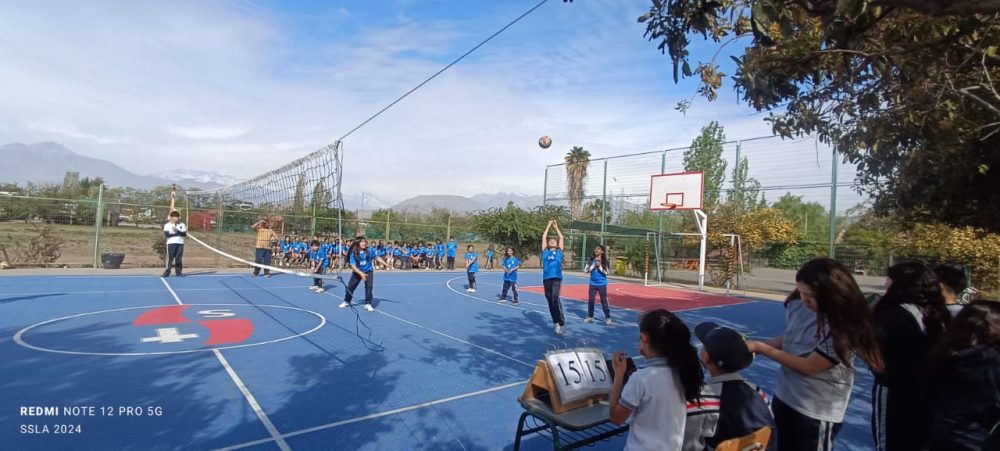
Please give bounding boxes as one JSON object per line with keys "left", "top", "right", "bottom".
{"left": 446, "top": 239, "right": 458, "bottom": 270}
{"left": 498, "top": 246, "right": 521, "bottom": 305}
{"left": 485, "top": 245, "right": 495, "bottom": 270}
{"left": 425, "top": 243, "right": 435, "bottom": 270}
{"left": 435, "top": 239, "right": 445, "bottom": 270}
{"left": 308, "top": 240, "right": 330, "bottom": 293}
{"left": 279, "top": 235, "right": 292, "bottom": 266}
{"left": 465, "top": 245, "right": 479, "bottom": 292}
{"left": 584, "top": 244, "right": 612, "bottom": 325}
{"left": 542, "top": 219, "right": 566, "bottom": 335}
{"left": 340, "top": 237, "right": 389, "bottom": 312}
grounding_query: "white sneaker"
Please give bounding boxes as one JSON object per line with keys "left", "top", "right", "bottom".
{"left": 466, "top": 288, "right": 473, "bottom": 292}
{"left": 583, "top": 317, "right": 594, "bottom": 323}
{"left": 364, "top": 304, "right": 375, "bottom": 312}
{"left": 470, "top": 288, "right": 477, "bottom": 293}
{"left": 338, "top": 302, "right": 350, "bottom": 308}
{"left": 605, "top": 318, "right": 613, "bottom": 325}
{"left": 315, "top": 287, "right": 325, "bottom": 293}
{"left": 555, "top": 324, "right": 565, "bottom": 335}
{"left": 309, "top": 286, "right": 319, "bottom": 291}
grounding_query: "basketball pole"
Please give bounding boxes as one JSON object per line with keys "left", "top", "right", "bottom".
{"left": 694, "top": 209, "right": 708, "bottom": 291}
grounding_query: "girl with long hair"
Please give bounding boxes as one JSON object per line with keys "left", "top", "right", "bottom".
{"left": 338, "top": 237, "right": 389, "bottom": 312}
{"left": 871, "top": 261, "right": 951, "bottom": 451}
{"left": 747, "top": 258, "right": 884, "bottom": 451}
{"left": 609, "top": 309, "right": 704, "bottom": 450}
{"left": 497, "top": 247, "right": 521, "bottom": 305}
{"left": 584, "top": 244, "right": 612, "bottom": 325}
{"left": 541, "top": 219, "right": 566, "bottom": 335}
{"left": 927, "top": 301, "right": 1000, "bottom": 451}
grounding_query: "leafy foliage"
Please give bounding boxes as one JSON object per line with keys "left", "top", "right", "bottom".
{"left": 564, "top": 146, "right": 591, "bottom": 220}
{"left": 771, "top": 193, "right": 830, "bottom": 241}
{"left": 684, "top": 121, "right": 728, "bottom": 209}
{"left": 893, "top": 222, "right": 1000, "bottom": 293}
{"left": 639, "top": 0, "right": 1000, "bottom": 231}
{"left": 471, "top": 203, "right": 570, "bottom": 258}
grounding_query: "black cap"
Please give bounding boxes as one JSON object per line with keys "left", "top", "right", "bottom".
{"left": 694, "top": 322, "right": 753, "bottom": 372}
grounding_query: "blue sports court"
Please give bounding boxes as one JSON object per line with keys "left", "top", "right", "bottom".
{"left": 0, "top": 271, "right": 876, "bottom": 450}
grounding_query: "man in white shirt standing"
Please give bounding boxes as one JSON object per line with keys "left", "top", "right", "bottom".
{"left": 162, "top": 210, "right": 187, "bottom": 277}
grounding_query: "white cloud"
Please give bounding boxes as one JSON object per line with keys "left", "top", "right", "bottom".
{"left": 0, "top": 0, "right": 775, "bottom": 202}
{"left": 168, "top": 125, "right": 250, "bottom": 140}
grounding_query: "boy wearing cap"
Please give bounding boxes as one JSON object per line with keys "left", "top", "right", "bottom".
{"left": 685, "top": 322, "right": 776, "bottom": 451}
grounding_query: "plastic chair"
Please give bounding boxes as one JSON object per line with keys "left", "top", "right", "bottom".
{"left": 714, "top": 426, "right": 772, "bottom": 451}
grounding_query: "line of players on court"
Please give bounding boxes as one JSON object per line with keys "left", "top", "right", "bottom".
{"left": 270, "top": 235, "right": 500, "bottom": 271}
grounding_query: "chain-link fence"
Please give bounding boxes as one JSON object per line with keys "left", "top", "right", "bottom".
{"left": 543, "top": 135, "right": 1000, "bottom": 295}
{"left": 0, "top": 193, "right": 480, "bottom": 269}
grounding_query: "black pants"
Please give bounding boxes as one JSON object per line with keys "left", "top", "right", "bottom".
{"left": 447, "top": 256, "right": 455, "bottom": 269}
{"left": 313, "top": 267, "right": 325, "bottom": 288}
{"left": 773, "top": 396, "right": 842, "bottom": 451}
{"left": 253, "top": 248, "right": 272, "bottom": 275}
{"left": 588, "top": 285, "right": 610, "bottom": 318}
{"left": 344, "top": 271, "right": 374, "bottom": 305}
{"left": 165, "top": 243, "right": 184, "bottom": 275}
{"left": 543, "top": 279, "right": 564, "bottom": 326}
{"left": 501, "top": 280, "right": 518, "bottom": 300}
{"left": 872, "top": 383, "right": 930, "bottom": 451}
{"left": 485, "top": 256, "right": 494, "bottom": 269}
{"left": 467, "top": 271, "right": 477, "bottom": 289}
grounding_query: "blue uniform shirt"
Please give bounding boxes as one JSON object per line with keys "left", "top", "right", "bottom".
{"left": 486, "top": 249, "right": 494, "bottom": 259}
{"left": 350, "top": 249, "right": 376, "bottom": 272}
{"left": 447, "top": 241, "right": 457, "bottom": 257}
{"left": 588, "top": 257, "right": 608, "bottom": 286}
{"left": 309, "top": 249, "right": 329, "bottom": 269}
{"left": 465, "top": 252, "right": 479, "bottom": 273}
{"left": 503, "top": 256, "right": 522, "bottom": 282}
{"left": 541, "top": 248, "right": 564, "bottom": 280}
{"left": 436, "top": 244, "right": 445, "bottom": 257}
{"left": 280, "top": 241, "right": 291, "bottom": 253}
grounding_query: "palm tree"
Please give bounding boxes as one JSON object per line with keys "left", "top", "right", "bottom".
{"left": 564, "top": 146, "right": 591, "bottom": 220}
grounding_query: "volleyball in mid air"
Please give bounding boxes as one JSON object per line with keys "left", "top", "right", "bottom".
{"left": 538, "top": 136, "right": 552, "bottom": 149}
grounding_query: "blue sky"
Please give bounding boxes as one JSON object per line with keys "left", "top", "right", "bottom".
{"left": 0, "top": 0, "right": 782, "bottom": 201}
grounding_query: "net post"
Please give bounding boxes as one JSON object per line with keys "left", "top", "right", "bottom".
{"left": 92, "top": 183, "right": 104, "bottom": 269}
{"left": 215, "top": 195, "right": 223, "bottom": 267}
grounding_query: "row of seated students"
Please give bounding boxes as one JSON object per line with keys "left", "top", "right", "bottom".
{"left": 608, "top": 258, "right": 998, "bottom": 451}
{"left": 271, "top": 236, "right": 499, "bottom": 270}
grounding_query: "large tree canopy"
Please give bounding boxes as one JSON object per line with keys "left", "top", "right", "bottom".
{"left": 640, "top": 0, "right": 1000, "bottom": 231}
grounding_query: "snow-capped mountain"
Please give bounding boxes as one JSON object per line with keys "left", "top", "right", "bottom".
{"left": 168, "top": 169, "right": 240, "bottom": 187}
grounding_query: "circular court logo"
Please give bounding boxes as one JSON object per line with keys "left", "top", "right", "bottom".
{"left": 13, "top": 304, "right": 326, "bottom": 356}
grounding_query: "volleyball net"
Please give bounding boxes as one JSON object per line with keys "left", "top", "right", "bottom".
{"left": 181, "top": 141, "right": 347, "bottom": 281}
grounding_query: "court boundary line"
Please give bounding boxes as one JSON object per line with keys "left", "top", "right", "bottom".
{"left": 160, "top": 278, "right": 292, "bottom": 451}
{"left": 320, "top": 291, "right": 534, "bottom": 368}
{"left": 0, "top": 282, "right": 455, "bottom": 298}
{"left": 212, "top": 379, "right": 527, "bottom": 451}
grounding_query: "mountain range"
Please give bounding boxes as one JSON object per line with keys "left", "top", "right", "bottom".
{"left": 2, "top": 141, "right": 545, "bottom": 213}
{"left": 0, "top": 142, "right": 237, "bottom": 189}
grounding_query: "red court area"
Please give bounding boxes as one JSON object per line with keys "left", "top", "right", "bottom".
{"left": 521, "top": 283, "right": 749, "bottom": 312}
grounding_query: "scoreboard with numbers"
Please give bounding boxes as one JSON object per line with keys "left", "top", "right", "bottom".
{"left": 520, "top": 347, "right": 614, "bottom": 414}
{"left": 544, "top": 348, "right": 612, "bottom": 404}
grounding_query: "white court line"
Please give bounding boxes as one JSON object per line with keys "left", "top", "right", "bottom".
{"left": 320, "top": 291, "right": 534, "bottom": 368}
{"left": 212, "top": 380, "right": 527, "bottom": 451}
{"left": 0, "top": 282, "right": 450, "bottom": 297}
{"left": 160, "top": 278, "right": 292, "bottom": 451}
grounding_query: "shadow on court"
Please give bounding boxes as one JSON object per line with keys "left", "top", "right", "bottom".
{"left": 0, "top": 322, "right": 270, "bottom": 450}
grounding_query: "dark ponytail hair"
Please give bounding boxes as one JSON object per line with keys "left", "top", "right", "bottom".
{"left": 878, "top": 261, "right": 951, "bottom": 341}
{"left": 639, "top": 309, "right": 703, "bottom": 402}
{"left": 929, "top": 301, "right": 1000, "bottom": 379}
{"left": 796, "top": 258, "right": 884, "bottom": 372}
{"left": 591, "top": 245, "right": 609, "bottom": 271}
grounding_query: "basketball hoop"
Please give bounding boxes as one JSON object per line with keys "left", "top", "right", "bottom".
{"left": 659, "top": 202, "right": 678, "bottom": 210}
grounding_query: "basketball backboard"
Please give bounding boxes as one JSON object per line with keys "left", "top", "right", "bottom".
{"left": 649, "top": 172, "right": 704, "bottom": 211}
